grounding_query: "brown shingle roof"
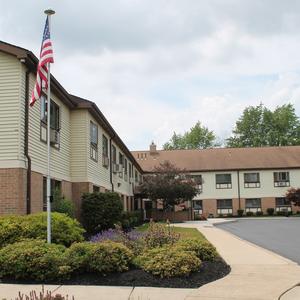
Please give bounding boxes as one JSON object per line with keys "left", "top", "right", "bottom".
{"left": 132, "top": 146, "right": 300, "bottom": 173}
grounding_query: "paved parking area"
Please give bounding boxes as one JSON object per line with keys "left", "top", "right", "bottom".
{"left": 216, "top": 218, "right": 300, "bottom": 264}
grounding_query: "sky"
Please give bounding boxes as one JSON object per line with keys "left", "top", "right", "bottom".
{"left": 1, "top": 0, "right": 300, "bottom": 150}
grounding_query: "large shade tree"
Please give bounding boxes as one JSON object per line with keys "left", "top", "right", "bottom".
{"left": 140, "top": 161, "right": 199, "bottom": 211}
{"left": 226, "top": 103, "right": 300, "bottom": 147}
{"left": 163, "top": 121, "right": 218, "bottom": 150}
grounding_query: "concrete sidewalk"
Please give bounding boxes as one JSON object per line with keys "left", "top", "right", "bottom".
{"left": 175, "top": 223, "right": 300, "bottom": 300}
{"left": 0, "top": 284, "right": 196, "bottom": 300}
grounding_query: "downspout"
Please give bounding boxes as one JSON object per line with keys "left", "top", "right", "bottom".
{"left": 237, "top": 170, "right": 241, "bottom": 210}
{"left": 109, "top": 137, "right": 114, "bottom": 192}
{"left": 24, "top": 69, "right": 31, "bottom": 214}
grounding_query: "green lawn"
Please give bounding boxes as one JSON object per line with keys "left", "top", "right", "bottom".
{"left": 136, "top": 223, "right": 206, "bottom": 241}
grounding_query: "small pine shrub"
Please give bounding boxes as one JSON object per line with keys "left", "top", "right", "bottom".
{"left": 266, "top": 208, "right": 275, "bottom": 216}
{"left": 0, "top": 239, "right": 70, "bottom": 281}
{"left": 176, "top": 238, "right": 218, "bottom": 261}
{"left": 136, "top": 246, "right": 201, "bottom": 278}
{"left": 256, "top": 211, "right": 263, "bottom": 216}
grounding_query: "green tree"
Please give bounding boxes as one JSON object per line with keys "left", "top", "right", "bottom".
{"left": 226, "top": 103, "right": 300, "bottom": 147}
{"left": 163, "top": 121, "right": 217, "bottom": 150}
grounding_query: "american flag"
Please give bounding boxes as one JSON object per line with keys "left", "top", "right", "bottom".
{"left": 30, "top": 16, "right": 54, "bottom": 107}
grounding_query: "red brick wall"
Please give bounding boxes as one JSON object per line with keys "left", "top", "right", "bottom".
{"left": 0, "top": 168, "right": 26, "bottom": 215}
{"left": 30, "top": 171, "right": 43, "bottom": 213}
{"left": 72, "top": 182, "right": 91, "bottom": 218}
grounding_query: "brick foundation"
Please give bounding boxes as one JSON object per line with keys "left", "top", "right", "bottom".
{"left": 0, "top": 168, "right": 26, "bottom": 215}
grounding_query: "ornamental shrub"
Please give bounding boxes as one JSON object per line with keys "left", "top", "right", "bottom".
{"left": 52, "top": 188, "right": 75, "bottom": 218}
{"left": 136, "top": 246, "right": 201, "bottom": 278}
{"left": 0, "top": 213, "right": 84, "bottom": 248}
{"left": 246, "top": 211, "right": 254, "bottom": 217}
{"left": 81, "top": 192, "right": 123, "bottom": 234}
{"left": 0, "top": 215, "right": 24, "bottom": 248}
{"left": 256, "top": 211, "right": 263, "bottom": 216}
{"left": 121, "top": 210, "right": 143, "bottom": 230}
{"left": 89, "top": 241, "right": 133, "bottom": 274}
{"left": 0, "top": 239, "right": 70, "bottom": 281}
{"left": 237, "top": 209, "right": 244, "bottom": 217}
{"left": 143, "top": 221, "right": 180, "bottom": 248}
{"left": 176, "top": 238, "right": 218, "bottom": 261}
{"left": 267, "top": 208, "right": 275, "bottom": 216}
{"left": 65, "top": 242, "right": 96, "bottom": 273}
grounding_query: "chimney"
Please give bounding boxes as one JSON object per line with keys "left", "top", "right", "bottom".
{"left": 150, "top": 141, "right": 157, "bottom": 155}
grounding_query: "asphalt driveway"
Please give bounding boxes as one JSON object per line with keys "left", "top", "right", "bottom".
{"left": 216, "top": 218, "right": 300, "bottom": 264}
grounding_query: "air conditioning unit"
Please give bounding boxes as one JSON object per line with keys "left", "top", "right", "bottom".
{"left": 129, "top": 177, "right": 134, "bottom": 184}
{"left": 112, "top": 163, "right": 120, "bottom": 173}
{"left": 124, "top": 174, "right": 128, "bottom": 181}
{"left": 102, "top": 155, "right": 109, "bottom": 167}
{"left": 50, "top": 129, "right": 59, "bottom": 144}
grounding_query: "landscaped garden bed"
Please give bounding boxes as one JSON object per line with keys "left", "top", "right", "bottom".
{"left": 0, "top": 193, "right": 230, "bottom": 289}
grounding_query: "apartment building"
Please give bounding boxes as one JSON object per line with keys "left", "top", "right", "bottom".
{"left": 0, "top": 41, "right": 143, "bottom": 216}
{"left": 132, "top": 143, "right": 300, "bottom": 219}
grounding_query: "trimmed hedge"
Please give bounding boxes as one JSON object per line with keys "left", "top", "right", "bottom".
{"left": 136, "top": 246, "right": 201, "bottom": 278}
{"left": 0, "top": 239, "right": 70, "bottom": 281}
{"left": 0, "top": 213, "right": 85, "bottom": 248}
{"left": 176, "top": 238, "right": 218, "bottom": 261}
{"left": 81, "top": 192, "right": 123, "bottom": 234}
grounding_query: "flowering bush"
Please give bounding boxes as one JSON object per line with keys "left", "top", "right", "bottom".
{"left": 90, "top": 226, "right": 144, "bottom": 255}
{"left": 142, "top": 221, "right": 180, "bottom": 248}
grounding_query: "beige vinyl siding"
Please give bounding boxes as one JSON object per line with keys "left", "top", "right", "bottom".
{"left": 0, "top": 52, "right": 23, "bottom": 161}
{"left": 87, "top": 112, "right": 111, "bottom": 189}
{"left": 112, "top": 143, "right": 135, "bottom": 196}
{"left": 28, "top": 73, "right": 71, "bottom": 181}
{"left": 70, "top": 110, "right": 88, "bottom": 181}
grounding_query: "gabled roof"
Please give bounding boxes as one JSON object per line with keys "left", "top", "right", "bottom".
{"left": 132, "top": 146, "right": 300, "bottom": 173}
{"left": 0, "top": 41, "right": 142, "bottom": 172}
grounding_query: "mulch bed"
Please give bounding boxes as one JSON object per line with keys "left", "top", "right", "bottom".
{"left": 0, "top": 258, "right": 230, "bottom": 289}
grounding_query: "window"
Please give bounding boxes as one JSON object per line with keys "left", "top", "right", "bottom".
{"left": 90, "top": 122, "right": 98, "bottom": 161}
{"left": 244, "top": 173, "right": 260, "bottom": 188}
{"left": 119, "top": 152, "right": 124, "bottom": 178}
{"left": 135, "top": 170, "right": 138, "bottom": 183}
{"left": 40, "top": 96, "right": 60, "bottom": 147}
{"left": 217, "top": 199, "right": 233, "bottom": 214}
{"left": 111, "top": 145, "right": 117, "bottom": 164}
{"left": 193, "top": 200, "right": 203, "bottom": 219}
{"left": 93, "top": 185, "right": 100, "bottom": 193}
{"left": 124, "top": 158, "right": 128, "bottom": 181}
{"left": 102, "top": 135, "right": 109, "bottom": 168}
{"left": 43, "top": 178, "right": 61, "bottom": 211}
{"left": 102, "top": 135, "right": 108, "bottom": 157}
{"left": 275, "top": 197, "right": 292, "bottom": 212}
{"left": 245, "top": 198, "right": 261, "bottom": 212}
{"left": 274, "top": 172, "right": 290, "bottom": 187}
{"left": 216, "top": 174, "right": 232, "bottom": 189}
{"left": 129, "top": 162, "right": 132, "bottom": 181}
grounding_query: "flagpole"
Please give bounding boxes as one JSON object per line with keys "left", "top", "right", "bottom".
{"left": 44, "top": 9, "right": 55, "bottom": 244}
